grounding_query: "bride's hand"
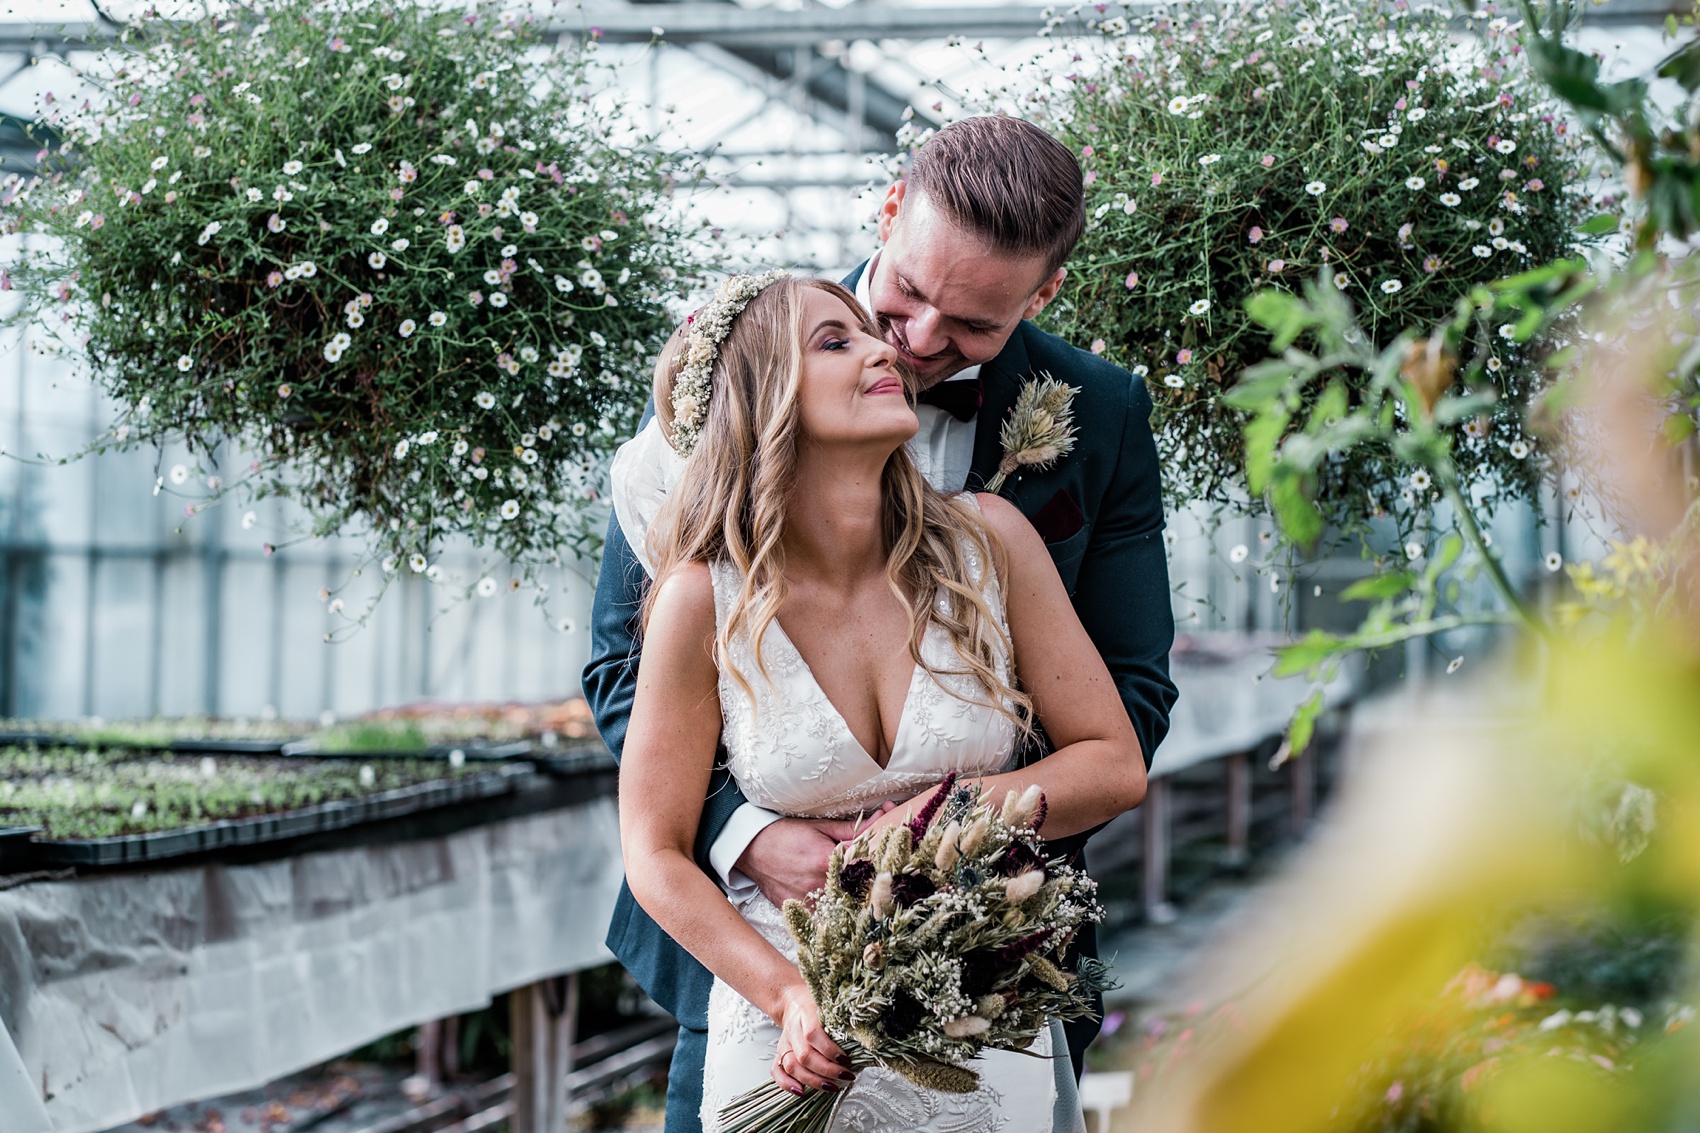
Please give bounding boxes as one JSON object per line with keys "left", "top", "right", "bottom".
{"left": 771, "top": 984, "right": 855, "bottom": 1096}
{"left": 811, "top": 799, "right": 898, "bottom": 845}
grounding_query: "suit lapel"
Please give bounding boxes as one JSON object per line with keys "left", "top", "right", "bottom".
{"left": 969, "top": 327, "right": 1031, "bottom": 490}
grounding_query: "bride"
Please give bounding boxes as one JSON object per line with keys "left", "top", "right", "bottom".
{"left": 618, "top": 272, "right": 1147, "bottom": 1132}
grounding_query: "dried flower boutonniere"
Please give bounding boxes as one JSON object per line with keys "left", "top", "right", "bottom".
{"left": 985, "top": 374, "right": 1078, "bottom": 494}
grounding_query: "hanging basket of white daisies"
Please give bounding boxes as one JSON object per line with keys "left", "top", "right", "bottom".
{"left": 0, "top": 0, "right": 707, "bottom": 570}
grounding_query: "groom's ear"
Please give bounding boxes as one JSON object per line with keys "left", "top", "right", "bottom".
{"left": 1021, "top": 267, "right": 1067, "bottom": 321}
{"left": 876, "top": 182, "right": 906, "bottom": 243}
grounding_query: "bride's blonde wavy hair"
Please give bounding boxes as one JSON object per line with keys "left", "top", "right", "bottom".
{"left": 642, "top": 276, "right": 1030, "bottom": 729}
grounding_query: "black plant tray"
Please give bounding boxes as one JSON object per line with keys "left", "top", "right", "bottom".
{"left": 529, "top": 743, "right": 616, "bottom": 777}
{"left": 24, "top": 763, "right": 537, "bottom": 869}
{"left": 0, "top": 731, "right": 300, "bottom": 756}
{"left": 0, "top": 826, "right": 41, "bottom": 873}
{"left": 280, "top": 740, "right": 534, "bottom": 761}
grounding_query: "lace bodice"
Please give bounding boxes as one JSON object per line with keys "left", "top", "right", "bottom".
{"left": 708, "top": 508, "right": 1019, "bottom": 821}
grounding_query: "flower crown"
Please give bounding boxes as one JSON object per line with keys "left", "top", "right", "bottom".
{"left": 668, "top": 269, "right": 789, "bottom": 457}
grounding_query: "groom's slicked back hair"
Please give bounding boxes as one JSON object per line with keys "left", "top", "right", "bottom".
{"left": 906, "top": 116, "right": 1085, "bottom": 278}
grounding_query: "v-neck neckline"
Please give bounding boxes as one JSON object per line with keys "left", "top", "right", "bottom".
{"left": 768, "top": 616, "right": 922, "bottom": 772}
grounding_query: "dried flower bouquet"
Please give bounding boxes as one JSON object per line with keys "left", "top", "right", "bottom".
{"left": 718, "top": 772, "right": 1110, "bottom": 1133}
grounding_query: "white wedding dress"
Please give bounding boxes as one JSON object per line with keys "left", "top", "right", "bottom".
{"left": 699, "top": 502, "right": 1065, "bottom": 1133}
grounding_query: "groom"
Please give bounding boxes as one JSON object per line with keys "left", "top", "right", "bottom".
{"left": 584, "top": 116, "right": 1177, "bottom": 1131}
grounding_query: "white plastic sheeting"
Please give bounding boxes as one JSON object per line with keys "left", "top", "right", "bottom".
{"left": 0, "top": 797, "right": 623, "bottom": 1133}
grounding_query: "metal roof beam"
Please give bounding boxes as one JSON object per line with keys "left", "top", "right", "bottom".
{"left": 560, "top": 0, "right": 1693, "bottom": 46}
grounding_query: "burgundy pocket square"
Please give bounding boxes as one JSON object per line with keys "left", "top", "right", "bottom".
{"left": 1032, "top": 489, "right": 1084, "bottom": 544}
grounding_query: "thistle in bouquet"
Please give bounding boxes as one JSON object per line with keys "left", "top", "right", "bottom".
{"left": 719, "top": 772, "right": 1112, "bottom": 1133}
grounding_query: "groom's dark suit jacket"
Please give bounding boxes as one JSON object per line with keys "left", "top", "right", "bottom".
{"left": 582, "top": 261, "right": 1178, "bottom": 1033}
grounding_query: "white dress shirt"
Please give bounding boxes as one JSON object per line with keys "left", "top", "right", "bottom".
{"left": 704, "top": 255, "right": 984, "bottom": 896}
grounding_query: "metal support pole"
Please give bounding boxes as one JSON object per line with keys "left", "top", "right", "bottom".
{"left": 1141, "top": 776, "right": 1175, "bottom": 925}
{"left": 1289, "top": 751, "right": 1315, "bottom": 837}
{"left": 1224, "top": 749, "right": 1250, "bottom": 870}
{"left": 510, "top": 973, "right": 580, "bottom": 1133}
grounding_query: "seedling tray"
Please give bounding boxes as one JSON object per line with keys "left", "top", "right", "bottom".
{"left": 23, "top": 764, "right": 536, "bottom": 869}
{"left": 530, "top": 744, "right": 617, "bottom": 777}
{"left": 280, "top": 740, "right": 535, "bottom": 761}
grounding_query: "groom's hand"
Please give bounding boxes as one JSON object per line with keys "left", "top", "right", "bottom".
{"left": 737, "top": 819, "right": 840, "bottom": 907}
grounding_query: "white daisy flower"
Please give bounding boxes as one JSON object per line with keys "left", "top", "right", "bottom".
{"left": 368, "top": 252, "right": 387, "bottom": 270}
{"left": 1492, "top": 236, "right": 1510, "bottom": 250}
{"left": 394, "top": 439, "right": 410, "bottom": 459}
{"left": 150, "top": 155, "right": 171, "bottom": 171}
{"left": 1410, "top": 469, "right": 1432, "bottom": 490}
{"left": 1446, "top": 656, "right": 1463, "bottom": 674}
{"left": 519, "top": 346, "right": 539, "bottom": 363}
{"left": 351, "top": 142, "right": 373, "bottom": 155}
{"left": 391, "top": 238, "right": 410, "bottom": 252}
{"left": 1198, "top": 153, "right": 1222, "bottom": 166}
{"left": 475, "top": 390, "right": 496, "bottom": 409}
{"left": 1487, "top": 357, "right": 1503, "bottom": 372}
{"left": 241, "top": 511, "right": 257, "bottom": 530}
{"left": 1458, "top": 177, "right": 1480, "bottom": 190}
{"left": 554, "top": 275, "right": 573, "bottom": 292}
{"left": 1333, "top": 271, "right": 1350, "bottom": 290}
{"left": 408, "top": 553, "right": 428, "bottom": 573}
{"left": 1167, "top": 95, "right": 1190, "bottom": 114}
{"left": 425, "top": 564, "right": 443, "bottom": 582}
{"left": 500, "top": 499, "right": 520, "bottom": 520}
{"left": 1472, "top": 244, "right": 1492, "bottom": 258}
{"left": 1380, "top": 279, "right": 1403, "bottom": 294}
{"left": 483, "top": 269, "right": 503, "bottom": 286}
{"left": 1378, "top": 135, "right": 1398, "bottom": 149}
{"left": 445, "top": 225, "right": 466, "bottom": 253}
{"left": 520, "top": 447, "right": 539, "bottom": 464}
{"left": 1163, "top": 374, "right": 1185, "bottom": 388}
{"left": 452, "top": 439, "right": 469, "bottom": 456}
{"left": 282, "top": 160, "right": 304, "bottom": 175}
{"left": 272, "top": 186, "right": 293, "bottom": 203}
{"left": 1487, "top": 218, "right": 1505, "bottom": 236}
{"left": 1498, "top": 324, "right": 1516, "bottom": 341}
{"left": 464, "top": 180, "right": 482, "bottom": 196}
{"left": 1494, "top": 138, "right": 1517, "bottom": 153}
{"left": 1229, "top": 543, "right": 1249, "bottom": 563}
{"left": 1405, "top": 176, "right": 1425, "bottom": 190}
{"left": 346, "top": 309, "right": 365, "bottom": 329}
{"left": 176, "top": 355, "right": 194, "bottom": 371}
{"left": 268, "top": 213, "right": 287, "bottom": 233}
{"left": 245, "top": 187, "right": 264, "bottom": 202}
{"left": 1305, "top": 180, "right": 1326, "bottom": 195}
{"left": 428, "top": 311, "right": 448, "bottom": 326}
{"left": 501, "top": 243, "right": 519, "bottom": 257}
{"left": 430, "top": 154, "right": 456, "bottom": 165}
{"left": 1544, "top": 552, "right": 1562, "bottom": 572}
{"left": 371, "top": 217, "right": 390, "bottom": 236}
{"left": 1188, "top": 298, "right": 1212, "bottom": 315}
{"left": 1405, "top": 542, "right": 1424, "bottom": 561}
{"left": 398, "top": 319, "right": 416, "bottom": 337}
{"left": 170, "top": 463, "right": 190, "bottom": 485}
{"left": 1407, "top": 107, "right": 1428, "bottom": 121}
{"left": 476, "top": 577, "right": 498, "bottom": 597}
{"left": 489, "top": 292, "right": 508, "bottom": 308}
{"left": 1509, "top": 439, "right": 1529, "bottom": 458}
{"left": 1439, "top": 193, "right": 1461, "bottom": 207}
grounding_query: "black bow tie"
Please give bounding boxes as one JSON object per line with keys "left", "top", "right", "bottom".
{"left": 914, "top": 376, "right": 984, "bottom": 422}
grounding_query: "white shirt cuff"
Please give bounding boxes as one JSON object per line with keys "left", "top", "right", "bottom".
{"left": 708, "top": 803, "right": 784, "bottom": 898}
